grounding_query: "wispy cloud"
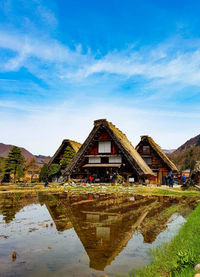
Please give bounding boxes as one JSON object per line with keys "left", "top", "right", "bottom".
{"left": 64, "top": 44, "right": 200, "bottom": 88}
{"left": 1, "top": 29, "right": 200, "bottom": 92}
{"left": 0, "top": 0, "right": 199, "bottom": 155}
{"left": 0, "top": 31, "right": 83, "bottom": 68}
{"left": 34, "top": 0, "right": 58, "bottom": 29}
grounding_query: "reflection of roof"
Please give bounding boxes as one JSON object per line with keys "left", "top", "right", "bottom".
{"left": 64, "top": 194, "right": 159, "bottom": 271}
{"left": 136, "top": 135, "right": 178, "bottom": 171}
{"left": 38, "top": 193, "right": 197, "bottom": 271}
{"left": 49, "top": 139, "right": 81, "bottom": 165}
{"left": 64, "top": 119, "right": 155, "bottom": 176}
{"left": 38, "top": 193, "right": 73, "bottom": 232}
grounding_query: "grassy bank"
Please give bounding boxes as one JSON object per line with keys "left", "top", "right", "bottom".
{"left": 0, "top": 183, "right": 199, "bottom": 197}
{"left": 131, "top": 203, "right": 200, "bottom": 277}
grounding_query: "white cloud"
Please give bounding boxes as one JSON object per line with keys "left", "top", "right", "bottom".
{"left": 0, "top": 100, "right": 199, "bottom": 155}
{"left": 1, "top": 29, "right": 200, "bottom": 92}
{"left": 0, "top": 2, "right": 199, "bottom": 156}
{"left": 65, "top": 47, "right": 200, "bottom": 89}
{"left": 0, "top": 31, "right": 82, "bottom": 64}
{"left": 36, "top": 2, "right": 58, "bottom": 28}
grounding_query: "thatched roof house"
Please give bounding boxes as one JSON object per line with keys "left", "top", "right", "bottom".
{"left": 63, "top": 119, "right": 155, "bottom": 183}
{"left": 49, "top": 139, "right": 81, "bottom": 166}
{"left": 136, "top": 135, "right": 178, "bottom": 184}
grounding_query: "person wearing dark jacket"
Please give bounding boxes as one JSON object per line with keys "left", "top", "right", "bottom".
{"left": 45, "top": 180, "right": 49, "bottom": 187}
{"left": 168, "top": 171, "right": 174, "bottom": 187}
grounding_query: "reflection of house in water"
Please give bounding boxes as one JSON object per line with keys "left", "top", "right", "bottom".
{"left": 39, "top": 193, "right": 73, "bottom": 231}
{"left": 39, "top": 192, "right": 197, "bottom": 271}
{"left": 0, "top": 192, "right": 197, "bottom": 271}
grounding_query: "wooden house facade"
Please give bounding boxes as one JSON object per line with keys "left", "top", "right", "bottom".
{"left": 63, "top": 119, "right": 155, "bottom": 183}
{"left": 48, "top": 139, "right": 81, "bottom": 166}
{"left": 136, "top": 136, "right": 178, "bottom": 185}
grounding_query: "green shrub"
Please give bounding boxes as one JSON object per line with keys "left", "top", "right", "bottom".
{"left": 170, "top": 249, "right": 196, "bottom": 276}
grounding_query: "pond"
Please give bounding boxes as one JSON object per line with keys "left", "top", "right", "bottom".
{"left": 0, "top": 191, "right": 198, "bottom": 277}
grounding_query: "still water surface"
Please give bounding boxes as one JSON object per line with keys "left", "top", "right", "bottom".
{"left": 0, "top": 192, "right": 197, "bottom": 277}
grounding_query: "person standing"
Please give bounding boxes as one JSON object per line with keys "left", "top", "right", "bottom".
{"left": 168, "top": 171, "right": 174, "bottom": 187}
{"left": 44, "top": 180, "right": 49, "bottom": 187}
{"left": 182, "top": 175, "right": 187, "bottom": 184}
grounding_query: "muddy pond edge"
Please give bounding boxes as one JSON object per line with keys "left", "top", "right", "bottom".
{"left": 126, "top": 202, "right": 200, "bottom": 277}
{"left": 0, "top": 184, "right": 199, "bottom": 198}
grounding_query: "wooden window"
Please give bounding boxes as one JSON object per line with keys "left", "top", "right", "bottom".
{"left": 96, "top": 226, "right": 110, "bottom": 240}
{"left": 109, "top": 156, "right": 122, "bottom": 163}
{"left": 88, "top": 157, "right": 100, "bottom": 163}
{"left": 98, "top": 141, "right": 111, "bottom": 153}
{"left": 143, "top": 146, "right": 150, "bottom": 154}
{"left": 143, "top": 157, "right": 152, "bottom": 165}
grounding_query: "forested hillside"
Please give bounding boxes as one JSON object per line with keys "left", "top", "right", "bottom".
{"left": 169, "top": 134, "right": 200, "bottom": 170}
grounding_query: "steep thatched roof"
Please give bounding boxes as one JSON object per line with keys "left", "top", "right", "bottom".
{"left": 136, "top": 136, "right": 178, "bottom": 171}
{"left": 64, "top": 119, "right": 155, "bottom": 177}
{"left": 48, "top": 139, "right": 81, "bottom": 166}
{"left": 68, "top": 140, "right": 82, "bottom": 153}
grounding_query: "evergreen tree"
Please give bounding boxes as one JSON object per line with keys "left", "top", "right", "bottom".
{"left": 0, "top": 157, "right": 6, "bottom": 183}
{"left": 48, "top": 164, "right": 61, "bottom": 181}
{"left": 39, "top": 163, "right": 49, "bottom": 182}
{"left": 196, "top": 136, "right": 200, "bottom": 147}
{"left": 184, "top": 149, "right": 194, "bottom": 170}
{"left": 60, "top": 146, "right": 76, "bottom": 168}
{"left": 3, "top": 146, "right": 25, "bottom": 183}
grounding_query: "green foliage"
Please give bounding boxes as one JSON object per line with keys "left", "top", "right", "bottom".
{"left": 60, "top": 146, "right": 76, "bottom": 168}
{"left": 133, "top": 203, "right": 200, "bottom": 277}
{"left": 184, "top": 149, "right": 194, "bottom": 170}
{"left": 48, "top": 164, "right": 61, "bottom": 180}
{"left": 40, "top": 163, "right": 62, "bottom": 182}
{"left": 196, "top": 136, "right": 200, "bottom": 147}
{"left": 169, "top": 144, "right": 200, "bottom": 171}
{"left": 39, "top": 163, "right": 49, "bottom": 181}
{"left": 170, "top": 250, "right": 196, "bottom": 276}
{"left": 0, "top": 157, "right": 6, "bottom": 181}
{"left": 117, "top": 174, "right": 124, "bottom": 184}
{"left": 3, "top": 146, "right": 25, "bottom": 183}
{"left": 39, "top": 146, "right": 77, "bottom": 182}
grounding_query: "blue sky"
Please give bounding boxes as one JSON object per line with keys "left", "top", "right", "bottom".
{"left": 0, "top": 0, "right": 200, "bottom": 155}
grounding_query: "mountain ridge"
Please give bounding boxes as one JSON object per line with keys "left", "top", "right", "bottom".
{"left": 0, "top": 142, "right": 50, "bottom": 166}
{"left": 169, "top": 134, "right": 200, "bottom": 170}
{"left": 174, "top": 134, "right": 200, "bottom": 154}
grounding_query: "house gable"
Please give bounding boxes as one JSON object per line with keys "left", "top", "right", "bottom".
{"left": 49, "top": 139, "right": 81, "bottom": 166}
{"left": 136, "top": 136, "right": 178, "bottom": 173}
{"left": 64, "top": 119, "right": 155, "bottom": 179}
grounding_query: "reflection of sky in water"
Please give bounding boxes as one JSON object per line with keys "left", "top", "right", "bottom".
{"left": 0, "top": 194, "right": 194, "bottom": 277}
{"left": 0, "top": 204, "right": 90, "bottom": 277}
{"left": 104, "top": 214, "right": 185, "bottom": 276}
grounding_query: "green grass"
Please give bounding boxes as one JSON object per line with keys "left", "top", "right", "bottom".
{"left": 0, "top": 183, "right": 199, "bottom": 197}
{"left": 129, "top": 203, "right": 200, "bottom": 277}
